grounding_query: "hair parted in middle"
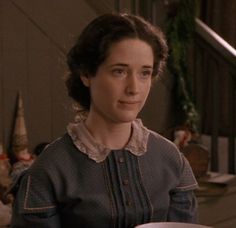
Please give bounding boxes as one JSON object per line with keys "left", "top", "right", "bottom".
{"left": 66, "top": 13, "right": 168, "bottom": 111}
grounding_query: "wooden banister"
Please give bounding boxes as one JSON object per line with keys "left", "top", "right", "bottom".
{"left": 195, "top": 18, "right": 236, "bottom": 68}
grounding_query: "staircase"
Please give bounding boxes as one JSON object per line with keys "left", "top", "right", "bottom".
{"left": 194, "top": 18, "right": 236, "bottom": 174}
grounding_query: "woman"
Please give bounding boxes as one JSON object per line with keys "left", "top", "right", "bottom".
{"left": 10, "top": 13, "right": 198, "bottom": 228}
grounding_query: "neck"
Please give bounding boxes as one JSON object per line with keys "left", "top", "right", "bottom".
{"left": 84, "top": 115, "right": 132, "bottom": 150}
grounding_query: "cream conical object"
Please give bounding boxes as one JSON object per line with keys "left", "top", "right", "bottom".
{"left": 0, "top": 143, "right": 3, "bottom": 155}
{"left": 0, "top": 143, "right": 8, "bottom": 160}
{"left": 12, "top": 92, "right": 28, "bottom": 154}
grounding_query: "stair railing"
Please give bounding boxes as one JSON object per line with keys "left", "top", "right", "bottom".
{"left": 194, "top": 18, "right": 236, "bottom": 174}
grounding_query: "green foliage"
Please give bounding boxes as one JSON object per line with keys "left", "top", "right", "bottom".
{"left": 165, "top": 0, "right": 199, "bottom": 132}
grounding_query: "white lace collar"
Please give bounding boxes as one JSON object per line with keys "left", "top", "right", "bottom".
{"left": 67, "top": 119, "right": 150, "bottom": 163}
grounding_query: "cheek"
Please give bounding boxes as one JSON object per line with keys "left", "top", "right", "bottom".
{"left": 91, "top": 80, "right": 120, "bottom": 100}
{"left": 90, "top": 83, "right": 112, "bottom": 107}
{"left": 143, "top": 83, "right": 151, "bottom": 97}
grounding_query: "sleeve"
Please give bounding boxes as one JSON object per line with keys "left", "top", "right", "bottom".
{"left": 167, "top": 154, "right": 199, "bottom": 223}
{"left": 167, "top": 189, "right": 198, "bottom": 223}
{"left": 10, "top": 171, "right": 61, "bottom": 228}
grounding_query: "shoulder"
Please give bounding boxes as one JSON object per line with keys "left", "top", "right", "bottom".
{"left": 148, "top": 130, "right": 177, "bottom": 148}
{"left": 147, "top": 130, "right": 182, "bottom": 164}
{"left": 144, "top": 130, "right": 198, "bottom": 190}
{"left": 27, "top": 134, "right": 78, "bottom": 177}
{"left": 7, "top": 135, "right": 73, "bottom": 197}
{"left": 35, "top": 133, "right": 75, "bottom": 162}
{"left": 41, "top": 133, "right": 74, "bottom": 155}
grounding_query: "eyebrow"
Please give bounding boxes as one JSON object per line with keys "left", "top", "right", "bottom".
{"left": 109, "top": 63, "right": 128, "bottom": 67}
{"left": 109, "top": 63, "right": 153, "bottom": 69}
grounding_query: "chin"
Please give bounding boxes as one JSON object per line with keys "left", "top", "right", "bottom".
{"left": 114, "top": 113, "right": 138, "bottom": 123}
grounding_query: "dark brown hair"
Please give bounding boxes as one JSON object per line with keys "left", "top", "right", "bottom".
{"left": 66, "top": 13, "right": 168, "bottom": 111}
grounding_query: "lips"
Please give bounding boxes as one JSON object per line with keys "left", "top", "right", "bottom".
{"left": 118, "top": 101, "right": 141, "bottom": 110}
{"left": 119, "top": 100, "right": 140, "bottom": 104}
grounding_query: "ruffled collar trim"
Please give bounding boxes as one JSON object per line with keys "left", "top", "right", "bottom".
{"left": 67, "top": 119, "right": 150, "bottom": 163}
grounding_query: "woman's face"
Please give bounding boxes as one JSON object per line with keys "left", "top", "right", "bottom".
{"left": 82, "top": 38, "right": 153, "bottom": 124}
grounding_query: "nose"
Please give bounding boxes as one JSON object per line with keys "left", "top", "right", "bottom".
{"left": 125, "top": 73, "right": 139, "bottom": 95}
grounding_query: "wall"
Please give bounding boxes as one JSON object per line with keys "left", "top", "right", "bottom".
{"left": 0, "top": 0, "right": 98, "bottom": 151}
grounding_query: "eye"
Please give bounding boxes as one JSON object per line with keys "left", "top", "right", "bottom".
{"left": 111, "top": 68, "right": 127, "bottom": 77}
{"left": 140, "top": 69, "right": 152, "bottom": 79}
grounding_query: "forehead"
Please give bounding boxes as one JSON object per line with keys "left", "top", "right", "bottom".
{"left": 104, "top": 38, "right": 154, "bottom": 66}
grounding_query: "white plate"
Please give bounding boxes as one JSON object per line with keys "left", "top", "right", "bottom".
{"left": 135, "top": 222, "right": 212, "bottom": 228}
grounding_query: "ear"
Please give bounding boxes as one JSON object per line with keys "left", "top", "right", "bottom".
{"left": 80, "top": 75, "right": 90, "bottom": 87}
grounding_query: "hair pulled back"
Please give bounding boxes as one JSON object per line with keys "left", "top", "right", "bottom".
{"left": 66, "top": 13, "right": 168, "bottom": 111}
